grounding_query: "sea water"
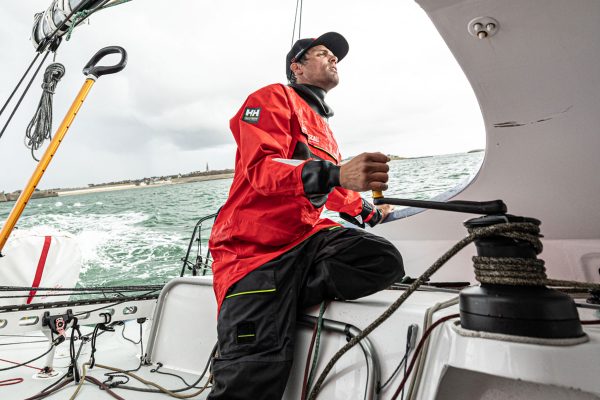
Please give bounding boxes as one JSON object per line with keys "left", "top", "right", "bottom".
{"left": 0, "top": 152, "right": 483, "bottom": 288}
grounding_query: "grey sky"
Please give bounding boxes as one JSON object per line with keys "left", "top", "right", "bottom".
{"left": 0, "top": 0, "right": 484, "bottom": 191}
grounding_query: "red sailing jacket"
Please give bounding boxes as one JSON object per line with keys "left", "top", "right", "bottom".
{"left": 209, "top": 83, "right": 370, "bottom": 311}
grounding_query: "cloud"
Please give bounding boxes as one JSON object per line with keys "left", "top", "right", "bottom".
{"left": 0, "top": 0, "right": 485, "bottom": 191}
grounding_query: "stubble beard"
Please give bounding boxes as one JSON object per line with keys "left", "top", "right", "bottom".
{"left": 321, "top": 68, "right": 339, "bottom": 91}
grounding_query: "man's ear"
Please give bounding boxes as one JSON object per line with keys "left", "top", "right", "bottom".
{"left": 290, "top": 62, "right": 303, "bottom": 78}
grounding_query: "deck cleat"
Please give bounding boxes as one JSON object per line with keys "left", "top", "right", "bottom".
{"left": 32, "top": 366, "right": 62, "bottom": 380}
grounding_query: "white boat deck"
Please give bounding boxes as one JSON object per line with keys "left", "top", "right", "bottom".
{"left": 2, "top": 283, "right": 600, "bottom": 399}
{"left": 0, "top": 321, "right": 212, "bottom": 399}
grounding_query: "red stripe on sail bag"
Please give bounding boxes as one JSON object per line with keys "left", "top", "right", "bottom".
{"left": 27, "top": 236, "right": 52, "bottom": 304}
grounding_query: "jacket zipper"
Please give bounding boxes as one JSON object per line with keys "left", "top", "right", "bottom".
{"left": 307, "top": 142, "right": 338, "bottom": 164}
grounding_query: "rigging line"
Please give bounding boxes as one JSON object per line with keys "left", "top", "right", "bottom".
{"left": 0, "top": 378, "right": 23, "bottom": 386}
{"left": 0, "top": 51, "right": 51, "bottom": 141}
{"left": 68, "top": 363, "right": 127, "bottom": 400}
{"left": 298, "top": 0, "right": 303, "bottom": 40}
{"left": 390, "top": 315, "right": 460, "bottom": 400}
{"left": 291, "top": 0, "right": 301, "bottom": 47}
{"left": 401, "top": 340, "right": 409, "bottom": 400}
{"left": 87, "top": 375, "right": 127, "bottom": 400}
{"left": 202, "top": 248, "right": 213, "bottom": 275}
{"left": 406, "top": 298, "right": 458, "bottom": 400}
{"left": 150, "top": 363, "right": 208, "bottom": 389}
{"left": 0, "top": 357, "right": 43, "bottom": 371}
{"left": 0, "top": 53, "right": 41, "bottom": 119}
{"left": 0, "top": 333, "right": 46, "bottom": 337}
{"left": 0, "top": 293, "right": 159, "bottom": 313}
{"left": 120, "top": 321, "right": 141, "bottom": 345}
{"left": 0, "top": 340, "right": 48, "bottom": 346}
{"left": 105, "top": 342, "right": 217, "bottom": 394}
{"left": 68, "top": 318, "right": 83, "bottom": 383}
{"left": 301, "top": 310, "right": 320, "bottom": 399}
{"left": 103, "top": 322, "right": 145, "bottom": 387}
{"left": 96, "top": 365, "right": 213, "bottom": 398}
{"left": 379, "top": 355, "right": 408, "bottom": 391}
{"left": 25, "top": 377, "right": 73, "bottom": 400}
{"left": 359, "top": 343, "right": 370, "bottom": 400}
{"left": 0, "top": 290, "right": 155, "bottom": 299}
{"left": 0, "top": 284, "right": 164, "bottom": 292}
{"left": 40, "top": 373, "right": 70, "bottom": 394}
{"left": 306, "top": 301, "right": 328, "bottom": 395}
{"left": 101, "top": 0, "right": 133, "bottom": 10}
{"left": 72, "top": 289, "right": 161, "bottom": 317}
{"left": 0, "top": 347, "right": 54, "bottom": 372}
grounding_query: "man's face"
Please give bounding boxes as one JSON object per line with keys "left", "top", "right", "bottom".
{"left": 292, "top": 45, "right": 339, "bottom": 91}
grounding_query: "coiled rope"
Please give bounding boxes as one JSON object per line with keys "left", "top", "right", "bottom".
{"left": 0, "top": 52, "right": 51, "bottom": 141}
{"left": 470, "top": 223, "right": 600, "bottom": 289}
{"left": 25, "top": 63, "right": 65, "bottom": 161}
{"left": 471, "top": 222, "right": 546, "bottom": 285}
{"left": 307, "top": 222, "right": 600, "bottom": 400}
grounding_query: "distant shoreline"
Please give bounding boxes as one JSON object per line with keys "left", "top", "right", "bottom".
{"left": 3, "top": 151, "right": 485, "bottom": 199}
{"left": 56, "top": 173, "right": 234, "bottom": 197}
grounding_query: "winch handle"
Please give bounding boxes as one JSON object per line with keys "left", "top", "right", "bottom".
{"left": 373, "top": 197, "right": 507, "bottom": 215}
{"left": 83, "top": 46, "right": 127, "bottom": 79}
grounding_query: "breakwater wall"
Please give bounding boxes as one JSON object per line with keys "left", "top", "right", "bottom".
{"left": 0, "top": 190, "right": 58, "bottom": 202}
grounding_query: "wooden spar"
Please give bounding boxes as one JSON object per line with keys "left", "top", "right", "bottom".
{"left": 0, "top": 78, "right": 96, "bottom": 254}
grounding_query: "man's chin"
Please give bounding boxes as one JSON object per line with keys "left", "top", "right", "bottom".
{"left": 312, "top": 76, "right": 339, "bottom": 92}
{"left": 329, "top": 77, "right": 340, "bottom": 89}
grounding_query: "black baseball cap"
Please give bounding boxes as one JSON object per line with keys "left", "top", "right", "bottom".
{"left": 286, "top": 32, "right": 349, "bottom": 80}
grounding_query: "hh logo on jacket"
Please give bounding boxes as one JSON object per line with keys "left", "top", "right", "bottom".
{"left": 242, "top": 107, "right": 261, "bottom": 123}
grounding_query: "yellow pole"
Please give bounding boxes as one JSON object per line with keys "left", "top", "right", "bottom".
{"left": 372, "top": 190, "right": 384, "bottom": 200}
{"left": 0, "top": 78, "right": 96, "bottom": 254}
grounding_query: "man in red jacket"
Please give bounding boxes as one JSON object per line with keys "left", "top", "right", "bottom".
{"left": 208, "top": 32, "right": 404, "bottom": 399}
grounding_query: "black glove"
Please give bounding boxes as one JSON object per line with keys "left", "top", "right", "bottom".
{"left": 339, "top": 199, "right": 382, "bottom": 228}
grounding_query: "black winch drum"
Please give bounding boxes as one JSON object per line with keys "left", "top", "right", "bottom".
{"left": 459, "top": 214, "right": 585, "bottom": 339}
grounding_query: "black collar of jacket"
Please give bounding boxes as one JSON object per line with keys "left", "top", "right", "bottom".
{"left": 289, "top": 83, "right": 334, "bottom": 119}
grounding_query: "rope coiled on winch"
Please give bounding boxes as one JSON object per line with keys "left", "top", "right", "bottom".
{"left": 470, "top": 222, "right": 547, "bottom": 286}
{"left": 470, "top": 222, "right": 599, "bottom": 288}
{"left": 307, "top": 221, "right": 600, "bottom": 400}
{"left": 474, "top": 257, "right": 547, "bottom": 285}
{"left": 24, "top": 63, "right": 65, "bottom": 161}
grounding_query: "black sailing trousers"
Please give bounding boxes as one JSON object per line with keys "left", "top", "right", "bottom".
{"left": 207, "top": 227, "right": 404, "bottom": 400}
